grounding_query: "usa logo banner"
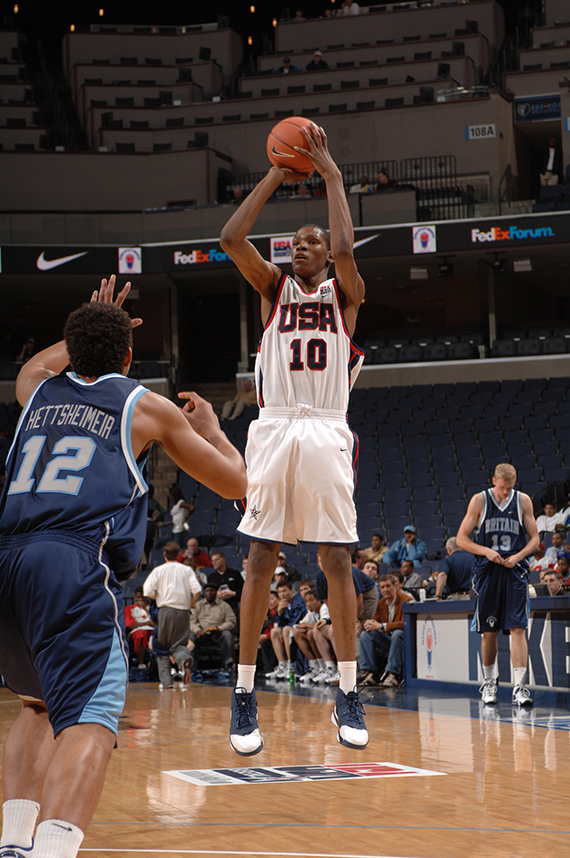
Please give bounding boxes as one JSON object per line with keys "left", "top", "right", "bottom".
{"left": 165, "top": 762, "right": 445, "bottom": 786}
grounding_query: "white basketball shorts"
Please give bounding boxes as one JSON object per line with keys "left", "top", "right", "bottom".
{"left": 237, "top": 406, "right": 359, "bottom": 546}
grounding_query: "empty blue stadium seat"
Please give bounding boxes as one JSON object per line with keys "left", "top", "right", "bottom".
{"left": 541, "top": 454, "right": 563, "bottom": 469}
{"left": 547, "top": 376, "right": 568, "bottom": 389}
{"left": 533, "top": 440, "right": 557, "bottom": 455}
{"left": 359, "top": 449, "right": 378, "bottom": 466}
{"left": 357, "top": 474, "right": 379, "bottom": 492}
{"left": 377, "top": 424, "right": 400, "bottom": 438}
{"left": 407, "top": 446, "right": 430, "bottom": 461}
{"left": 447, "top": 394, "right": 470, "bottom": 408}
{"left": 485, "top": 405, "right": 505, "bottom": 419}
{"left": 443, "top": 513, "right": 465, "bottom": 530}
{"left": 412, "top": 501, "right": 439, "bottom": 517}
{"left": 502, "top": 416, "right": 524, "bottom": 431}
{"left": 439, "top": 471, "right": 462, "bottom": 486}
{"left": 408, "top": 472, "right": 433, "bottom": 488}
{"left": 432, "top": 458, "right": 457, "bottom": 474}
{"left": 462, "top": 406, "right": 485, "bottom": 420}
{"left": 526, "top": 415, "right": 549, "bottom": 431}
{"left": 427, "top": 421, "right": 450, "bottom": 437}
{"left": 503, "top": 430, "right": 528, "bottom": 445}
{"left": 433, "top": 383, "right": 455, "bottom": 396}
{"left": 501, "top": 379, "right": 523, "bottom": 392}
{"left": 358, "top": 488, "right": 380, "bottom": 505}
{"left": 440, "top": 499, "right": 462, "bottom": 515}
{"left": 414, "top": 486, "right": 438, "bottom": 502}
{"left": 454, "top": 432, "right": 478, "bottom": 447}
{"left": 383, "top": 473, "right": 406, "bottom": 489}
{"left": 479, "top": 431, "right": 503, "bottom": 446}
{"left": 550, "top": 415, "right": 568, "bottom": 429}
{"left": 401, "top": 422, "right": 425, "bottom": 437}
{"left": 524, "top": 378, "right": 547, "bottom": 390}
{"left": 383, "top": 460, "right": 405, "bottom": 476}
{"left": 415, "top": 407, "right": 436, "bottom": 423}
{"left": 383, "top": 487, "right": 412, "bottom": 503}
{"left": 540, "top": 389, "right": 561, "bottom": 403}
{"left": 424, "top": 538, "right": 444, "bottom": 558}
{"left": 475, "top": 417, "right": 499, "bottom": 433}
{"left": 440, "top": 485, "right": 465, "bottom": 501}
{"left": 460, "top": 459, "right": 485, "bottom": 473}
{"left": 439, "top": 406, "right": 461, "bottom": 421}
{"left": 455, "top": 381, "right": 478, "bottom": 395}
{"left": 432, "top": 445, "right": 454, "bottom": 460}
{"left": 387, "top": 502, "right": 411, "bottom": 517}
{"left": 518, "top": 468, "right": 543, "bottom": 483}
{"left": 511, "top": 454, "right": 536, "bottom": 470}
{"left": 481, "top": 444, "right": 507, "bottom": 459}
{"left": 544, "top": 467, "right": 568, "bottom": 483}
{"left": 456, "top": 444, "right": 480, "bottom": 459}
{"left": 358, "top": 424, "right": 376, "bottom": 437}
{"left": 509, "top": 441, "right": 532, "bottom": 456}
{"left": 558, "top": 402, "right": 570, "bottom": 415}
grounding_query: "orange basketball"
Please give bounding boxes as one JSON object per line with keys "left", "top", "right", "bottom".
{"left": 266, "top": 116, "right": 317, "bottom": 173}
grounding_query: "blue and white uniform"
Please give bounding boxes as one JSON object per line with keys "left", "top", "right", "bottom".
{"left": 472, "top": 488, "right": 530, "bottom": 634}
{"left": 238, "top": 273, "right": 364, "bottom": 545}
{"left": 0, "top": 372, "right": 149, "bottom": 735}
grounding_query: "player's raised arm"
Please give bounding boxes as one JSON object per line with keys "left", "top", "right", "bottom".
{"left": 457, "top": 493, "right": 504, "bottom": 564}
{"left": 132, "top": 391, "right": 247, "bottom": 500}
{"left": 15, "top": 275, "right": 139, "bottom": 407}
{"left": 220, "top": 167, "right": 292, "bottom": 303}
{"left": 294, "top": 125, "right": 365, "bottom": 333}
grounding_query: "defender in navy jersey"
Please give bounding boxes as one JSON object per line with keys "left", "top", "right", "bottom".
{"left": 457, "top": 463, "right": 539, "bottom": 707}
{"left": 221, "top": 123, "right": 368, "bottom": 754}
{"left": 0, "top": 277, "right": 246, "bottom": 858}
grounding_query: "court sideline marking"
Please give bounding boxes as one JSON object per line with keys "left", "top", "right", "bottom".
{"left": 80, "top": 851, "right": 418, "bottom": 858}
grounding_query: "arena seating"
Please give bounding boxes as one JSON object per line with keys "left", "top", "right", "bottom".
{"left": 152, "top": 377, "right": 570, "bottom": 572}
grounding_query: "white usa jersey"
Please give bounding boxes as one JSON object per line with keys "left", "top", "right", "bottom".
{"left": 255, "top": 274, "right": 364, "bottom": 411}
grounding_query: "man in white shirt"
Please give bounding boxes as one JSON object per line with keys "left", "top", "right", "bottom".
{"left": 536, "top": 502, "right": 565, "bottom": 534}
{"left": 143, "top": 540, "right": 202, "bottom": 689}
{"left": 341, "top": 0, "right": 361, "bottom": 14}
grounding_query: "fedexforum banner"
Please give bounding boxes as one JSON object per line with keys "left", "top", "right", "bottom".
{"left": 0, "top": 212, "right": 568, "bottom": 274}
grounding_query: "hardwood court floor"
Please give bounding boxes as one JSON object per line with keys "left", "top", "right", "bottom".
{"left": 1, "top": 680, "right": 570, "bottom": 858}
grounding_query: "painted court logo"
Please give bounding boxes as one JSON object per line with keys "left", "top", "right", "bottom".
{"left": 471, "top": 225, "right": 555, "bottom": 243}
{"left": 165, "top": 762, "right": 445, "bottom": 786}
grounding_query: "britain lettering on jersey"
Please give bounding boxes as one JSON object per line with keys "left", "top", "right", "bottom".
{"left": 25, "top": 404, "right": 115, "bottom": 440}
{"left": 277, "top": 302, "right": 338, "bottom": 334}
{"left": 484, "top": 517, "right": 520, "bottom": 535}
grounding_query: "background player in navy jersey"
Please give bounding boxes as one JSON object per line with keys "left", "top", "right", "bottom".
{"left": 221, "top": 123, "right": 368, "bottom": 754}
{"left": 0, "top": 277, "right": 246, "bottom": 858}
{"left": 457, "top": 463, "right": 539, "bottom": 707}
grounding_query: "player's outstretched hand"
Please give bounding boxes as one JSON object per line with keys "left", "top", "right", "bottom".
{"left": 90, "top": 274, "right": 143, "bottom": 328}
{"left": 294, "top": 124, "right": 338, "bottom": 179}
{"left": 178, "top": 391, "right": 222, "bottom": 439}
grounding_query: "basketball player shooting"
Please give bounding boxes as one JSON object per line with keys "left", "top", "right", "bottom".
{"left": 220, "top": 123, "right": 368, "bottom": 754}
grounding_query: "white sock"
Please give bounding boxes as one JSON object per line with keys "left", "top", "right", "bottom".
{"left": 0, "top": 799, "right": 39, "bottom": 849}
{"left": 513, "top": 667, "right": 527, "bottom": 687}
{"left": 308, "top": 659, "right": 318, "bottom": 669}
{"left": 279, "top": 660, "right": 288, "bottom": 669}
{"left": 33, "top": 820, "right": 84, "bottom": 858}
{"left": 482, "top": 662, "right": 497, "bottom": 681}
{"left": 317, "top": 658, "right": 325, "bottom": 669}
{"left": 236, "top": 664, "right": 256, "bottom": 693}
{"left": 338, "top": 660, "right": 357, "bottom": 695}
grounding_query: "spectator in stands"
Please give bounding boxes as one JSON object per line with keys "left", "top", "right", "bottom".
{"left": 221, "top": 377, "right": 257, "bottom": 420}
{"left": 539, "top": 136, "right": 563, "bottom": 186}
{"left": 341, "top": 0, "right": 361, "bottom": 14}
{"left": 314, "top": 179, "right": 327, "bottom": 197}
{"left": 545, "top": 531, "right": 565, "bottom": 562}
{"left": 16, "top": 337, "right": 35, "bottom": 364}
{"left": 145, "top": 483, "right": 166, "bottom": 564}
{"left": 360, "top": 574, "right": 415, "bottom": 687}
{"left": 529, "top": 541, "right": 548, "bottom": 572}
{"left": 401, "top": 559, "right": 422, "bottom": 592}
{"left": 124, "top": 588, "right": 154, "bottom": 669}
{"left": 231, "top": 186, "right": 245, "bottom": 204}
{"left": 556, "top": 493, "right": 570, "bottom": 528}
{"left": 349, "top": 174, "right": 372, "bottom": 194}
{"left": 385, "top": 525, "right": 426, "bottom": 569}
{"left": 208, "top": 551, "right": 244, "bottom": 615}
{"left": 376, "top": 169, "right": 399, "bottom": 191}
{"left": 352, "top": 546, "right": 367, "bottom": 570}
{"left": 178, "top": 536, "right": 212, "bottom": 568}
{"left": 270, "top": 564, "right": 288, "bottom": 591}
{"left": 265, "top": 580, "right": 306, "bottom": 678}
{"left": 143, "top": 541, "right": 201, "bottom": 690}
{"left": 364, "top": 532, "right": 388, "bottom": 563}
{"left": 189, "top": 582, "right": 237, "bottom": 671}
{"left": 259, "top": 591, "right": 279, "bottom": 672}
{"left": 292, "top": 9, "right": 306, "bottom": 20}
{"left": 556, "top": 550, "right": 570, "bottom": 582}
{"left": 168, "top": 485, "right": 195, "bottom": 547}
{"left": 273, "top": 57, "right": 300, "bottom": 74}
{"left": 536, "top": 502, "right": 565, "bottom": 534}
{"left": 306, "top": 49, "right": 329, "bottom": 71}
{"left": 362, "top": 559, "right": 379, "bottom": 582}
{"left": 278, "top": 550, "right": 301, "bottom": 582}
{"left": 291, "top": 183, "right": 312, "bottom": 198}
{"left": 434, "top": 537, "right": 473, "bottom": 600}
{"left": 294, "top": 589, "right": 330, "bottom": 681}
{"left": 298, "top": 578, "right": 314, "bottom": 598}
{"left": 544, "top": 570, "right": 564, "bottom": 595}
{"left": 182, "top": 556, "right": 208, "bottom": 589}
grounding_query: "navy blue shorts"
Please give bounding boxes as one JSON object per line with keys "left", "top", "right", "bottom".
{"left": 0, "top": 530, "right": 128, "bottom": 736}
{"left": 472, "top": 562, "right": 529, "bottom": 634}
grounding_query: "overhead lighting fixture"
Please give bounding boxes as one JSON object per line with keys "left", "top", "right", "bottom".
{"left": 513, "top": 258, "right": 532, "bottom": 273}
{"left": 410, "top": 267, "right": 428, "bottom": 280}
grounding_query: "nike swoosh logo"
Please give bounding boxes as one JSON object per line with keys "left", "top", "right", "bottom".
{"left": 37, "top": 251, "right": 88, "bottom": 271}
{"left": 271, "top": 146, "right": 295, "bottom": 159}
{"left": 353, "top": 235, "right": 379, "bottom": 249}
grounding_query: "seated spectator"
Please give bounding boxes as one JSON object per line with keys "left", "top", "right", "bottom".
{"left": 545, "top": 531, "right": 565, "bottom": 562}
{"left": 314, "top": 179, "right": 327, "bottom": 197}
{"left": 168, "top": 485, "right": 195, "bottom": 547}
{"left": 265, "top": 580, "right": 306, "bottom": 678}
{"left": 231, "top": 186, "right": 245, "bottom": 204}
{"left": 544, "top": 570, "right": 564, "bottom": 596}
{"left": 273, "top": 57, "right": 300, "bottom": 74}
{"left": 270, "top": 565, "right": 288, "bottom": 591}
{"left": 182, "top": 556, "right": 208, "bottom": 588}
{"left": 536, "top": 502, "right": 565, "bottom": 534}
{"left": 556, "top": 549, "right": 570, "bottom": 582}
{"left": 177, "top": 536, "right": 212, "bottom": 568}
{"left": 364, "top": 532, "right": 388, "bottom": 563}
{"left": 291, "top": 182, "right": 312, "bottom": 199}
{"left": 341, "top": 0, "right": 361, "bottom": 14}
{"left": 145, "top": 483, "right": 166, "bottom": 563}
{"left": 294, "top": 589, "right": 330, "bottom": 681}
{"left": 278, "top": 550, "right": 301, "bottom": 582}
{"left": 360, "top": 574, "right": 415, "bottom": 687}
{"left": 258, "top": 591, "right": 279, "bottom": 672}
{"left": 189, "top": 582, "right": 237, "bottom": 671}
{"left": 385, "top": 525, "right": 426, "bottom": 569}
{"left": 297, "top": 578, "right": 315, "bottom": 598}
{"left": 529, "top": 541, "right": 550, "bottom": 572}
{"left": 362, "top": 559, "right": 379, "bottom": 583}
{"left": 352, "top": 546, "right": 367, "bottom": 570}
{"left": 401, "top": 559, "right": 422, "bottom": 593}
{"left": 349, "top": 174, "right": 372, "bottom": 194}
{"left": 208, "top": 551, "right": 244, "bottom": 615}
{"left": 124, "top": 587, "right": 154, "bottom": 668}
{"left": 306, "top": 49, "right": 329, "bottom": 71}
{"left": 292, "top": 9, "right": 306, "bottom": 21}
{"left": 556, "top": 493, "right": 570, "bottom": 528}
{"left": 221, "top": 378, "right": 257, "bottom": 420}
{"left": 376, "top": 169, "right": 399, "bottom": 192}
{"left": 434, "top": 537, "right": 473, "bottom": 600}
